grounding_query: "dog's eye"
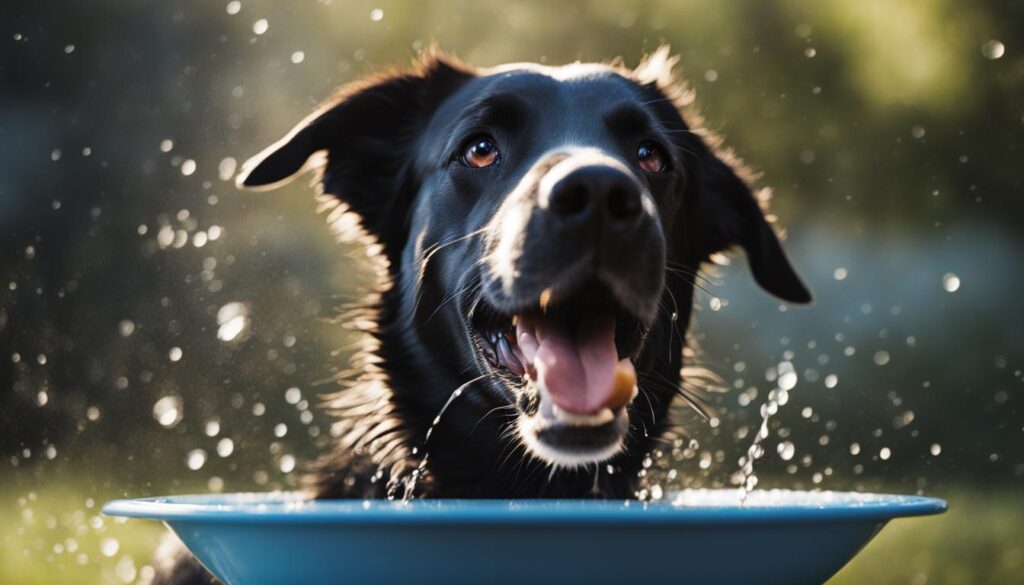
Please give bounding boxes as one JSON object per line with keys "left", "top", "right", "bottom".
{"left": 637, "top": 141, "right": 667, "bottom": 173}
{"left": 462, "top": 136, "right": 500, "bottom": 168}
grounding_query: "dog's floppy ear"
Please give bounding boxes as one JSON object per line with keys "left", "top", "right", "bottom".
{"left": 691, "top": 147, "right": 812, "bottom": 304}
{"left": 634, "top": 46, "right": 811, "bottom": 304}
{"left": 236, "top": 52, "right": 474, "bottom": 248}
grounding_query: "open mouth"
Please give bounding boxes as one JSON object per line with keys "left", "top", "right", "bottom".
{"left": 470, "top": 284, "right": 648, "bottom": 466}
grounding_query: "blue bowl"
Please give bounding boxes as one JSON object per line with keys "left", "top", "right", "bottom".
{"left": 103, "top": 490, "right": 945, "bottom": 585}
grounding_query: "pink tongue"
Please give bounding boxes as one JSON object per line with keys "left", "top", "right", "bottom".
{"left": 517, "top": 314, "right": 618, "bottom": 414}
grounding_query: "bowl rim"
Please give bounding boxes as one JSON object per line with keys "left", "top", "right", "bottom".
{"left": 102, "top": 489, "right": 947, "bottom": 525}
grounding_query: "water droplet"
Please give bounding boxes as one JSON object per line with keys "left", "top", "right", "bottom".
{"left": 216, "top": 438, "right": 234, "bottom": 457}
{"left": 160, "top": 139, "right": 174, "bottom": 153}
{"left": 942, "top": 273, "right": 960, "bottom": 293}
{"left": 824, "top": 373, "right": 838, "bottom": 388}
{"left": 778, "top": 371, "right": 798, "bottom": 391}
{"left": 181, "top": 159, "right": 197, "bottom": 176}
{"left": 833, "top": 267, "right": 847, "bottom": 280}
{"left": 274, "top": 423, "right": 287, "bottom": 438}
{"left": 709, "top": 297, "right": 722, "bottom": 311}
{"left": 168, "top": 347, "right": 183, "bottom": 362}
{"left": 879, "top": 447, "right": 892, "bottom": 460}
{"left": 982, "top": 39, "right": 1005, "bottom": 60}
{"left": 115, "top": 554, "right": 137, "bottom": 583}
{"left": 279, "top": 454, "right": 296, "bottom": 473}
{"left": 777, "top": 441, "right": 795, "bottom": 461}
{"left": 650, "top": 484, "right": 664, "bottom": 500}
{"left": 873, "top": 350, "right": 891, "bottom": 366}
{"left": 100, "top": 537, "right": 120, "bottom": 557}
{"left": 252, "top": 18, "right": 269, "bottom": 35}
{"left": 226, "top": 1, "right": 241, "bottom": 15}
{"left": 930, "top": 443, "right": 942, "bottom": 456}
{"left": 285, "top": 387, "right": 302, "bottom": 404}
{"left": 116, "top": 319, "right": 136, "bottom": 337}
{"left": 217, "top": 302, "right": 250, "bottom": 343}
{"left": 186, "top": 449, "right": 208, "bottom": 470}
{"left": 152, "top": 396, "right": 183, "bottom": 428}
{"left": 698, "top": 451, "right": 712, "bottom": 469}
{"left": 218, "top": 157, "right": 237, "bottom": 181}
{"left": 63, "top": 44, "right": 75, "bottom": 54}
{"left": 290, "top": 51, "right": 305, "bottom": 64}
{"left": 370, "top": 8, "right": 384, "bottom": 21}
{"left": 51, "top": 149, "right": 62, "bottom": 161}
{"left": 204, "top": 418, "right": 221, "bottom": 437}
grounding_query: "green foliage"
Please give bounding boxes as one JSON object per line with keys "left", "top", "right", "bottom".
{"left": 833, "top": 490, "right": 1024, "bottom": 585}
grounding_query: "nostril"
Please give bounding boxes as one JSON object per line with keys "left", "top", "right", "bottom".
{"left": 607, "top": 186, "right": 641, "bottom": 223}
{"left": 550, "top": 182, "right": 590, "bottom": 217}
{"left": 546, "top": 165, "right": 644, "bottom": 227}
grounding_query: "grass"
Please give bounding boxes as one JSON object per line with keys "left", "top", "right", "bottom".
{"left": 2, "top": 481, "right": 165, "bottom": 585}
{"left": 2, "top": 480, "right": 1021, "bottom": 584}
{"left": 830, "top": 490, "right": 1024, "bottom": 585}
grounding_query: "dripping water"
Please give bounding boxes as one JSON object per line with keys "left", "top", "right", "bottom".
{"left": 737, "top": 384, "right": 792, "bottom": 505}
{"left": 397, "top": 373, "right": 491, "bottom": 501}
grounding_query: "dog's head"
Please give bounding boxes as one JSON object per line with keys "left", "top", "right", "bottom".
{"left": 238, "top": 48, "right": 810, "bottom": 473}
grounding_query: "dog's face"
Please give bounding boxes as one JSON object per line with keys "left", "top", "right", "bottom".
{"left": 238, "top": 50, "right": 810, "bottom": 473}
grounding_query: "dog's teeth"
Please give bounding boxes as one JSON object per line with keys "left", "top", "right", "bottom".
{"left": 551, "top": 404, "right": 615, "bottom": 426}
{"left": 497, "top": 336, "right": 525, "bottom": 376}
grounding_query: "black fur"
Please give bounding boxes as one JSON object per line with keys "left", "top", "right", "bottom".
{"left": 153, "top": 47, "right": 810, "bottom": 585}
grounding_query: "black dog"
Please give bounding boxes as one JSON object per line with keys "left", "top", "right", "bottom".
{"left": 155, "top": 47, "right": 810, "bottom": 584}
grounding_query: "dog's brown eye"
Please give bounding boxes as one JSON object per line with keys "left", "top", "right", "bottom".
{"left": 637, "top": 141, "right": 667, "bottom": 173}
{"left": 462, "top": 137, "right": 500, "bottom": 168}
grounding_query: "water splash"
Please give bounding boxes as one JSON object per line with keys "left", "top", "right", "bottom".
{"left": 737, "top": 362, "right": 796, "bottom": 504}
{"left": 396, "top": 373, "right": 491, "bottom": 501}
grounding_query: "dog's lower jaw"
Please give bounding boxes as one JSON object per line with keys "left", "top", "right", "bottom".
{"left": 516, "top": 415, "right": 626, "bottom": 471}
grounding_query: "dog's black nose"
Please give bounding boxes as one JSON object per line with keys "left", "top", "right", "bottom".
{"left": 547, "top": 165, "right": 643, "bottom": 231}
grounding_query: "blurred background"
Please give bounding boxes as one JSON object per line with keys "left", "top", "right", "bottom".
{"left": 1, "top": 1, "right": 1022, "bottom": 583}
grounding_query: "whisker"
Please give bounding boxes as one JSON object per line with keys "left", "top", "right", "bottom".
{"left": 470, "top": 403, "right": 517, "bottom": 435}
{"left": 409, "top": 229, "right": 487, "bottom": 319}
{"left": 665, "top": 261, "right": 718, "bottom": 285}
{"left": 665, "top": 266, "right": 718, "bottom": 299}
{"left": 661, "top": 285, "right": 686, "bottom": 360}
{"left": 424, "top": 279, "right": 482, "bottom": 324}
